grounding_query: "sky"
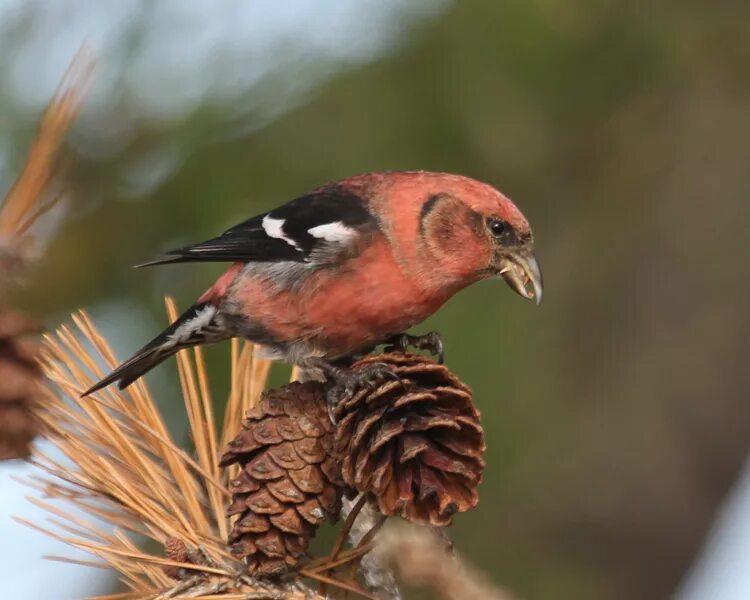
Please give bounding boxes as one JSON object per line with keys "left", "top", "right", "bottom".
{"left": 0, "top": 0, "right": 448, "bottom": 192}
{"left": 678, "top": 459, "right": 750, "bottom": 600}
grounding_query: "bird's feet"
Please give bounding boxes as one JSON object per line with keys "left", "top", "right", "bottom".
{"left": 328, "top": 361, "right": 400, "bottom": 404}
{"left": 299, "top": 358, "right": 400, "bottom": 414}
{"left": 385, "top": 331, "right": 444, "bottom": 364}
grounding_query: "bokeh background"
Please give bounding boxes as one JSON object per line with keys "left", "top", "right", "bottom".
{"left": 1, "top": 1, "right": 749, "bottom": 598}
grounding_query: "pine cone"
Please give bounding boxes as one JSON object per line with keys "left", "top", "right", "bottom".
{"left": 333, "top": 352, "right": 485, "bottom": 527}
{"left": 220, "top": 381, "right": 343, "bottom": 576}
{"left": 162, "top": 537, "right": 190, "bottom": 580}
{"left": 0, "top": 309, "right": 42, "bottom": 460}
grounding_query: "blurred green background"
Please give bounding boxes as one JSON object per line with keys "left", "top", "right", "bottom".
{"left": 2, "top": 1, "right": 750, "bottom": 598}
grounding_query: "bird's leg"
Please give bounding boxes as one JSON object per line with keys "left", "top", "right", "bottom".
{"left": 384, "top": 331, "right": 444, "bottom": 364}
{"left": 299, "top": 357, "right": 400, "bottom": 412}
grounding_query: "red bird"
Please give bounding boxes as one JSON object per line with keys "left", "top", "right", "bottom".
{"left": 84, "top": 171, "right": 542, "bottom": 396}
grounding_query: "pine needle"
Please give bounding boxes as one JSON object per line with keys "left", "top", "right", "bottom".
{"left": 25, "top": 302, "right": 329, "bottom": 598}
{"left": 22, "top": 300, "right": 392, "bottom": 598}
{"left": 0, "top": 47, "right": 93, "bottom": 238}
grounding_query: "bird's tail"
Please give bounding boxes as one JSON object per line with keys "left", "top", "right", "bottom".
{"left": 82, "top": 302, "right": 229, "bottom": 396}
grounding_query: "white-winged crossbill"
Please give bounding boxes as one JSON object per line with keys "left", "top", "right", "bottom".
{"left": 84, "top": 171, "right": 542, "bottom": 395}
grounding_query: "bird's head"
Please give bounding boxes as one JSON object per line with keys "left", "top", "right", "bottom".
{"left": 466, "top": 186, "right": 543, "bottom": 306}
{"left": 354, "top": 171, "right": 543, "bottom": 305}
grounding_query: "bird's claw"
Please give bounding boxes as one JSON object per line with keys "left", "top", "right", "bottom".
{"left": 385, "top": 331, "right": 444, "bottom": 364}
{"left": 326, "top": 361, "right": 400, "bottom": 409}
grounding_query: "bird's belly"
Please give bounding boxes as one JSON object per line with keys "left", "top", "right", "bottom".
{"left": 225, "top": 260, "right": 451, "bottom": 360}
{"left": 303, "top": 286, "right": 438, "bottom": 357}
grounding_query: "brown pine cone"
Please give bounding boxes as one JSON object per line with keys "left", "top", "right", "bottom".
{"left": 162, "top": 537, "right": 190, "bottom": 580}
{"left": 220, "top": 381, "right": 343, "bottom": 576}
{"left": 333, "top": 352, "right": 485, "bottom": 527}
{"left": 0, "top": 309, "right": 42, "bottom": 460}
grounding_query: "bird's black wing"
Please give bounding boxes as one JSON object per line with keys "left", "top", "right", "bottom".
{"left": 138, "top": 186, "right": 378, "bottom": 267}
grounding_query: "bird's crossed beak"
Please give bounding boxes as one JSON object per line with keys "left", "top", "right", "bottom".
{"left": 498, "top": 252, "right": 543, "bottom": 306}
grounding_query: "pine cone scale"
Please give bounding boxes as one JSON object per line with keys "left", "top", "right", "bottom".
{"left": 255, "top": 530, "right": 286, "bottom": 558}
{"left": 432, "top": 429, "right": 485, "bottom": 459}
{"left": 275, "top": 416, "right": 305, "bottom": 441}
{"left": 267, "top": 477, "right": 306, "bottom": 503}
{"left": 267, "top": 442, "right": 309, "bottom": 471}
{"left": 245, "top": 453, "right": 286, "bottom": 480}
{"left": 420, "top": 446, "right": 482, "bottom": 482}
{"left": 246, "top": 488, "right": 287, "bottom": 514}
{"left": 348, "top": 404, "right": 387, "bottom": 450}
{"left": 231, "top": 513, "right": 270, "bottom": 536}
{"left": 370, "top": 447, "right": 394, "bottom": 491}
{"left": 294, "top": 436, "right": 327, "bottom": 463}
{"left": 288, "top": 463, "right": 325, "bottom": 494}
{"left": 269, "top": 507, "right": 308, "bottom": 535}
{"left": 297, "top": 497, "right": 327, "bottom": 524}
{"left": 398, "top": 433, "right": 431, "bottom": 463}
{"left": 229, "top": 471, "right": 261, "bottom": 494}
{"left": 251, "top": 420, "right": 284, "bottom": 445}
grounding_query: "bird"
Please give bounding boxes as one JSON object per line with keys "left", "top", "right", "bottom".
{"left": 83, "top": 171, "right": 542, "bottom": 397}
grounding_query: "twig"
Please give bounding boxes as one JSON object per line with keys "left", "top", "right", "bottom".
{"left": 299, "top": 570, "right": 376, "bottom": 600}
{"left": 329, "top": 494, "right": 369, "bottom": 562}
{"left": 342, "top": 495, "right": 401, "bottom": 600}
{"left": 373, "top": 522, "right": 521, "bottom": 600}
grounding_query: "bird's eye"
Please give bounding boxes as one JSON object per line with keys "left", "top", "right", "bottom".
{"left": 488, "top": 218, "right": 507, "bottom": 237}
